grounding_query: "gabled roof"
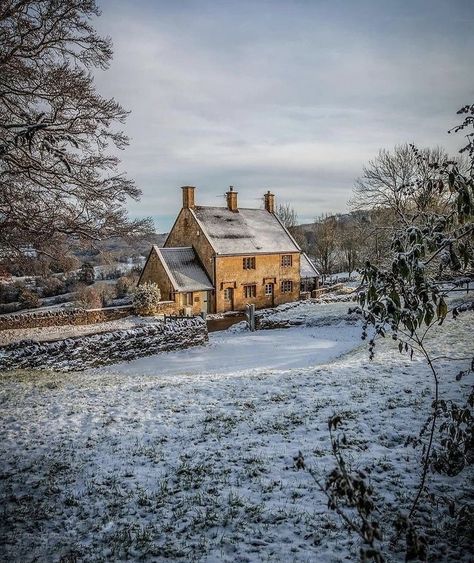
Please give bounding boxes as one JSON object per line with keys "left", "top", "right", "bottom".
{"left": 300, "top": 253, "right": 320, "bottom": 278}
{"left": 154, "top": 246, "right": 214, "bottom": 292}
{"left": 191, "top": 206, "right": 301, "bottom": 255}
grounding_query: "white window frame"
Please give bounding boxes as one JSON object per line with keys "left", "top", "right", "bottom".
{"left": 264, "top": 283, "right": 273, "bottom": 296}
{"left": 243, "top": 256, "right": 256, "bottom": 270}
{"left": 281, "top": 254, "right": 293, "bottom": 267}
{"left": 281, "top": 280, "right": 293, "bottom": 293}
{"left": 244, "top": 284, "right": 257, "bottom": 298}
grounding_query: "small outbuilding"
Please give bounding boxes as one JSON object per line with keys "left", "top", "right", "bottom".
{"left": 300, "top": 252, "right": 320, "bottom": 293}
{"left": 138, "top": 246, "right": 214, "bottom": 315}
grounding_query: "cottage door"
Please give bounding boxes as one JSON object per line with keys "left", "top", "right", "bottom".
{"left": 201, "top": 291, "right": 209, "bottom": 314}
{"left": 265, "top": 282, "right": 275, "bottom": 307}
{"left": 224, "top": 288, "right": 234, "bottom": 312}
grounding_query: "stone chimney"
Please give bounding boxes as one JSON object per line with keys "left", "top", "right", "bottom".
{"left": 264, "top": 190, "right": 275, "bottom": 213}
{"left": 181, "top": 186, "right": 195, "bottom": 209}
{"left": 226, "top": 186, "right": 238, "bottom": 212}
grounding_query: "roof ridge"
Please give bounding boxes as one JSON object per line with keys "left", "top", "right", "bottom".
{"left": 195, "top": 205, "right": 268, "bottom": 211}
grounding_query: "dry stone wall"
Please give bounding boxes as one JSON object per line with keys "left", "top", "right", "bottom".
{"left": 0, "top": 302, "right": 178, "bottom": 331}
{"left": 0, "top": 317, "right": 207, "bottom": 372}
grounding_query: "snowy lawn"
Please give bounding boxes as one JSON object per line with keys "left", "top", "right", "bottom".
{"left": 106, "top": 322, "right": 362, "bottom": 376}
{"left": 1, "top": 302, "right": 472, "bottom": 561}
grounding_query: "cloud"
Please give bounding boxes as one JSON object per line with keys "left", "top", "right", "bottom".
{"left": 94, "top": 0, "right": 474, "bottom": 230}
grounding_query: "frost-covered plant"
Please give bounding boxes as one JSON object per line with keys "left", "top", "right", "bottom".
{"left": 357, "top": 115, "right": 473, "bottom": 515}
{"left": 133, "top": 282, "right": 161, "bottom": 315}
{"left": 307, "top": 416, "right": 385, "bottom": 562}
{"left": 323, "top": 105, "right": 474, "bottom": 561}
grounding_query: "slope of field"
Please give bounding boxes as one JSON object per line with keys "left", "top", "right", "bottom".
{"left": 1, "top": 301, "right": 472, "bottom": 561}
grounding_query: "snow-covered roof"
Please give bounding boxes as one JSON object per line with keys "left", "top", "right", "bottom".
{"left": 300, "top": 253, "right": 320, "bottom": 279}
{"left": 154, "top": 246, "right": 214, "bottom": 292}
{"left": 191, "top": 206, "right": 301, "bottom": 255}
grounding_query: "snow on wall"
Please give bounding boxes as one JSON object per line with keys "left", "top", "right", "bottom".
{"left": 0, "top": 302, "right": 178, "bottom": 331}
{"left": 256, "top": 297, "right": 359, "bottom": 329}
{"left": 0, "top": 317, "right": 208, "bottom": 372}
{"left": 0, "top": 306, "right": 134, "bottom": 330}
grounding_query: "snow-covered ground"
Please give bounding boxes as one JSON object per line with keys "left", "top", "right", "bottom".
{"left": 1, "top": 301, "right": 472, "bottom": 561}
{"left": 106, "top": 322, "right": 362, "bottom": 377}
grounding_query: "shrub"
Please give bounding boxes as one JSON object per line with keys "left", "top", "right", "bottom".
{"left": 133, "top": 282, "right": 161, "bottom": 315}
{"left": 49, "top": 254, "right": 80, "bottom": 274}
{"left": 79, "top": 262, "right": 95, "bottom": 285}
{"left": 94, "top": 282, "right": 116, "bottom": 307}
{"left": 116, "top": 276, "right": 135, "bottom": 298}
{"left": 0, "top": 283, "right": 20, "bottom": 304}
{"left": 18, "top": 288, "right": 39, "bottom": 309}
{"left": 75, "top": 285, "right": 101, "bottom": 309}
{"left": 39, "top": 277, "right": 66, "bottom": 298}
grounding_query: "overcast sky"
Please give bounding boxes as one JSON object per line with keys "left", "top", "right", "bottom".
{"left": 94, "top": 0, "right": 474, "bottom": 231}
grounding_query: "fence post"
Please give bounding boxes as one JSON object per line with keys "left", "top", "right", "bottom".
{"left": 246, "top": 303, "right": 255, "bottom": 332}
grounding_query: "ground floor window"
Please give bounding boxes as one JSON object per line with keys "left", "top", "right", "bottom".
{"left": 281, "top": 280, "right": 293, "bottom": 293}
{"left": 185, "top": 292, "right": 193, "bottom": 305}
{"left": 223, "top": 288, "right": 232, "bottom": 301}
{"left": 244, "top": 284, "right": 257, "bottom": 298}
{"left": 264, "top": 283, "right": 273, "bottom": 296}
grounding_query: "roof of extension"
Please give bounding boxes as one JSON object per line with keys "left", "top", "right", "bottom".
{"left": 191, "top": 206, "right": 301, "bottom": 255}
{"left": 300, "top": 252, "right": 320, "bottom": 278}
{"left": 154, "top": 246, "right": 214, "bottom": 292}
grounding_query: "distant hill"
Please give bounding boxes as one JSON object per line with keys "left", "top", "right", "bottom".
{"left": 295, "top": 210, "right": 371, "bottom": 233}
{"left": 97, "top": 232, "right": 168, "bottom": 254}
{"left": 72, "top": 232, "right": 169, "bottom": 266}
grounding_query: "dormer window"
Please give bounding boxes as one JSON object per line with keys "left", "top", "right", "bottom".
{"left": 243, "top": 257, "right": 256, "bottom": 270}
{"left": 281, "top": 255, "right": 292, "bottom": 267}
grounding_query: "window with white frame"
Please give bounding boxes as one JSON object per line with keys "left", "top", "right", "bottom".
{"left": 281, "top": 254, "right": 293, "bottom": 267}
{"left": 243, "top": 256, "right": 256, "bottom": 270}
{"left": 244, "top": 284, "right": 256, "bottom": 298}
{"left": 280, "top": 280, "right": 293, "bottom": 293}
{"left": 264, "top": 283, "right": 273, "bottom": 296}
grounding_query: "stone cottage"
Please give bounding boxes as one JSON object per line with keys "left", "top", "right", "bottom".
{"left": 138, "top": 186, "right": 319, "bottom": 314}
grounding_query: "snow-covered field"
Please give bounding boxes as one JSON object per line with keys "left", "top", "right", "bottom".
{"left": 1, "top": 301, "right": 472, "bottom": 561}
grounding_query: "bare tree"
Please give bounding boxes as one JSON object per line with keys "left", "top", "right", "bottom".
{"left": 349, "top": 144, "right": 462, "bottom": 219}
{"left": 352, "top": 209, "right": 394, "bottom": 267}
{"left": 339, "top": 227, "right": 360, "bottom": 277}
{"left": 276, "top": 202, "right": 298, "bottom": 230}
{"left": 276, "top": 201, "right": 309, "bottom": 250}
{"left": 312, "top": 214, "right": 338, "bottom": 280}
{"left": 0, "top": 0, "right": 153, "bottom": 266}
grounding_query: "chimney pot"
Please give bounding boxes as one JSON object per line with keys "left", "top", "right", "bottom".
{"left": 181, "top": 186, "right": 195, "bottom": 209}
